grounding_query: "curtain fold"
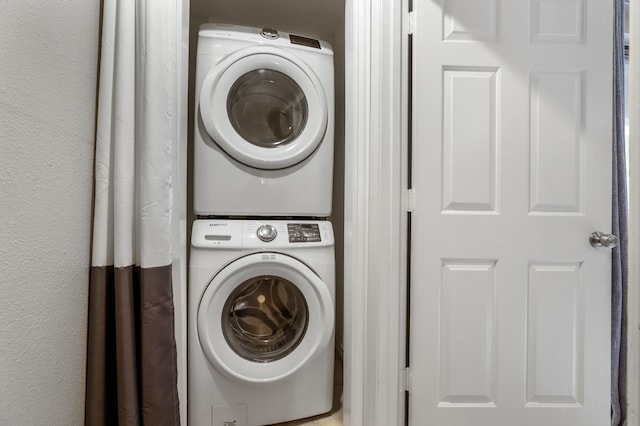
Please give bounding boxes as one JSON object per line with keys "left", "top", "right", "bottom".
{"left": 611, "top": 0, "right": 628, "bottom": 424}
{"left": 85, "top": 0, "right": 181, "bottom": 424}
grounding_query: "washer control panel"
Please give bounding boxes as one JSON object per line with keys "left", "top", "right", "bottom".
{"left": 287, "top": 223, "right": 321, "bottom": 243}
{"left": 192, "top": 220, "right": 334, "bottom": 249}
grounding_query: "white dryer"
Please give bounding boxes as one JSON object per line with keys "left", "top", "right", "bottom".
{"left": 194, "top": 24, "right": 335, "bottom": 217}
{"left": 189, "top": 219, "right": 335, "bottom": 426}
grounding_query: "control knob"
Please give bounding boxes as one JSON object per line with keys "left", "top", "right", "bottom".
{"left": 260, "top": 28, "right": 279, "bottom": 40}
{"left": 257, "top": 224, "right": 277, "bottom": 242}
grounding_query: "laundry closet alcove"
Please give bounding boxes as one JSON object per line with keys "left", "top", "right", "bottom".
{"left": 185, "top": 1, "right": 347, "bottom": 425}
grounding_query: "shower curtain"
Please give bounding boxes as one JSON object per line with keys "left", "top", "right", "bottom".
{"left": 85, "top": 0, "right": 181, "bottom": 424}
{"left": 612, "top": 0, "right": 628, "bottom": 424}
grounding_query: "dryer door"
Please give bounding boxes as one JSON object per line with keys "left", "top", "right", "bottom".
{"left": 199, "top": 46, "right": 328, "bottom": 170}
{"left": 197, "top": 252, "right": 334, "bottom": 383}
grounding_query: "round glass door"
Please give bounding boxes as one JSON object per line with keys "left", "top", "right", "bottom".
{"left": 199, "top": 46, "right": 328, "bottom": 170}
{"left": 227, "top": 69, "right": 309, "bottom": 148}
{"left": 222, "top": 274, "right": 308, "bottom": 362}
{"left": 197, "top": 253, "right": 334, "bottom": 383}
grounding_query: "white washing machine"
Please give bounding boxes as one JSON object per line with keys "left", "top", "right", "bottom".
{"left": 194, "top": 24, "right": 335, "bottom": 217}
{"left": 189, "top": 219, "right": 335, "bottom": 426}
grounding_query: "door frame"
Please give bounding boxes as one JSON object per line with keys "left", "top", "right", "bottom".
{"left": 627, "top": 1, "right": 640, "bottom": 424}
{"left": 343, "top": 0, "right": 407, "bottom": 424}
{"left": 344, "top": 2, "right": 639, "bottom": 426}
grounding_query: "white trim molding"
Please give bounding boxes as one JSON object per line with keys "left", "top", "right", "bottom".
{"left": 344, "top": 0, "right": 406, "bottom": 424}
{"left": 173, "top": 1, "right": 189, "bottom": 425}
{"left": 343, "top": 0, "right": 371, "bottom": 423}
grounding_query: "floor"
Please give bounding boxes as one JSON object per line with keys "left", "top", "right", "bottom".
{"left": 271, "top": 354, "right": 343, "bottom": 426}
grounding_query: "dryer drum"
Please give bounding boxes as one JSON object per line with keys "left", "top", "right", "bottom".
{"left": 222, "top": 275, "right": 309, "bottom": 362}
{"left": 226, "top": 69, "right": 309, "bottom": 148}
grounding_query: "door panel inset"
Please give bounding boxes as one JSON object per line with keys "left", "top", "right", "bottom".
{"left": 529, "top": 71, "right": 584, "bottom": 214}
{"left": 443, "top": 0, "right": 499, "bottom": 41}
{"left": 439, "top": 260, "right": 497, "bottom": 406}
{"left": 526, "top": 262, "right": 584, "bottom": 406}
{"left": 530, "top": 0, "right": 585, "bottom": 43}
{"left": 442, "top": 68, "right": 499, "bottom": 214}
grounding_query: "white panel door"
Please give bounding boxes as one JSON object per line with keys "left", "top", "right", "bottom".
{"left": 409, "top": 0, "right": 613, "bottom": 425}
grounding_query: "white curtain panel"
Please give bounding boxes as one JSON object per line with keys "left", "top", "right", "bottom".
{"left": 92, "top": 0, "right": 177, "bottom": 269}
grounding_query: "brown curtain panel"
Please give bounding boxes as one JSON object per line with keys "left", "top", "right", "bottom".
{"left": 86, "top": 266, "right": 179, "bottom": 425}
{"left": 85, "top": 0, "right": 182, "bottom": 424}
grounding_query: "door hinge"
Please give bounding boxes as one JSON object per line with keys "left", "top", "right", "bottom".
{"left": 400, "top": 367, "right": 412, "bottom": 392}
{"left": 407, "top": 11, "right": 415, "bottom": 35}
{"left": 402, "top": 188, "right": 415, "bottom": 212}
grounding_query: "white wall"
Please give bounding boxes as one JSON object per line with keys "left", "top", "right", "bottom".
{"left": 0, "top": 1, "right": 100, "bottom": 424}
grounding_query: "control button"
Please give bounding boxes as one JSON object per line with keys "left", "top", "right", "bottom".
{"left": 260, "top": 28, "right": 279, "bottom": 40}
{"left": 257, "top": 224, "right": 277, "bottom": 242}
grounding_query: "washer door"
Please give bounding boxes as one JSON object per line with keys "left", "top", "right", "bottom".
{"left": 199, "top": 46, "right": 328, "bottom": 170}
{"left": 197, "top": 253, "right": 334, "bottom": 383}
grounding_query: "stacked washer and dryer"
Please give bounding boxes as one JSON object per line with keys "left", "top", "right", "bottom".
{"left": 190, "top": 24, "right": 337, "bottom": 426}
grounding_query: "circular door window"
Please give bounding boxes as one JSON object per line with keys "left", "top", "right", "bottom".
{"left": 222, "top": 274, "right": 308, "bottom": 362}
{"left": 199, "top": 46, "right": 328, "bottom": 170}
{"left": 197, "top": 253, "right": 334, "bottom": 383}
{"left": 227, "top": 69, "right": 309, "bottom": 148}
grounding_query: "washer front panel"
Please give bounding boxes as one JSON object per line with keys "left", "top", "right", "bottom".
{"left": 197, "top": 252, "right": 334, "bottom": 383}
{"left": 199, "top": 46, "right": 328, "bottom": 170}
